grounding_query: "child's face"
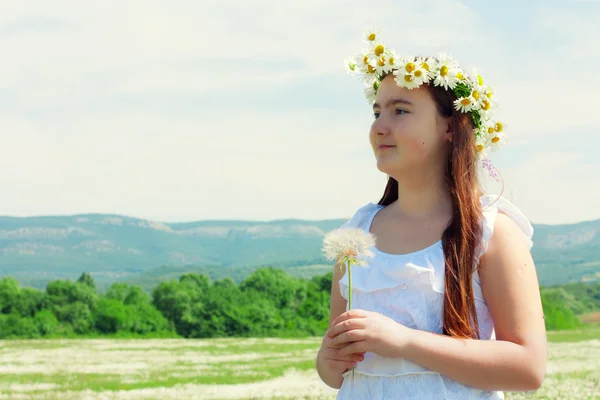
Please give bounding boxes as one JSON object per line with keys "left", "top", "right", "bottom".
{"left": 369, "top": 74, "right": 451, "bottom": 179}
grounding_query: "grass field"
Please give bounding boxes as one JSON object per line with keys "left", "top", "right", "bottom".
{"left": 0, "top": 328, "right": 598, "bottom": 399}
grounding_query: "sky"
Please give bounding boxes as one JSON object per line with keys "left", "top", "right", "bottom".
{"left": 0, "top": 0, "right": 599, "bottom": 225}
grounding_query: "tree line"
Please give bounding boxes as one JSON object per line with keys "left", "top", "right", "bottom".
{"left": 0, "top": 268, "right": 597, "bottom": 339}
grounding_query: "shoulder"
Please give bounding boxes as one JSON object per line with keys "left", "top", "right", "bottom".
{"left": 479, "top": 195, "right": 534, "bottom": 258}
{"left": 478, "top": 196, "right": 536, "bottom": 278}
{"left": 486, "top": 212, "right": 532, "bottom": 258}
{"left": 339, "top": 202, "right": 382, "bottom": 230}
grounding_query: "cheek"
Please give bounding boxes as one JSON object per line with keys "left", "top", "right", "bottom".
{"left": 395, "top": 132, "right": 429, "bottom": 156}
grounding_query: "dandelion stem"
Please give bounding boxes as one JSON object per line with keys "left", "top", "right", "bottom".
{"left": 348, "top": 259, "right": 352, "bottom": 310}
{"left": 347, "top": 259, "right": 355, "bottom": 378}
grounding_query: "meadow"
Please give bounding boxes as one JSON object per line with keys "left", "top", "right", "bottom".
{"left": 0, "top": 327, "right": 598, "bottom": 400}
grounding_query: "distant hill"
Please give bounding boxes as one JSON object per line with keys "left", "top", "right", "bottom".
{"left": 1, "top": 212, "right": 599, "bottom": 290}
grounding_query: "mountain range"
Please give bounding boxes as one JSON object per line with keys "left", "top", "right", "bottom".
{"left": 1, "top": 212, "right": 599, "bottom": 291}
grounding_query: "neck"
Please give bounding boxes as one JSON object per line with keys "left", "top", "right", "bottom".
{"left": 389, "top": 165, "right": 452, "bottom": 219}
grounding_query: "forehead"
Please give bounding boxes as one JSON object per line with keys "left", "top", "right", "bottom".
{"left": 374, "top": 74, "right": 430, "bottom": 105}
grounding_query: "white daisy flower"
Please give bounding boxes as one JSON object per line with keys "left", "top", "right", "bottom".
{"left": 475, "top": 129, "right": 490, "bottom": 153}
{"left": 485, "top": 121, "right": 505, "bottom": 135}
{"left": 393, "top": 56, "right": 427, "bottom": 89}
{"left": 432, "top": 53, "right": 462, "bottom": 90}
{"left": 415, "top": 57, "right": 435, "bottom": 83}
{"left": 322, "top": 227, "right": 376, "bottom": 267}
{"left": 370, "top": 54, "right": 392, "bottom": 74}
{"left": 489, "top": 129, "right": 506, "bottom": 151}
{"left": 357, "top": 48, "right": 372, "bottom": 69}
{"left": 364, "top": 80, "right": 379, "bottom": 104}
{"left": 454, "top": 96, "right": 476, "bottom": 113}
{"left": 370, "top": 42, "right": 387, "bottom": 59}
{"left": 385, "top": 50, "right": 400, "bottom": 71}
{"left": 357, "top": 63, "right": 379, "bottom": 86}
{"left": 466, "top": 70, "right": 492, "bottom": 110}
{"left": 363, "top": 27, "right": 380, "bottom": 44}
{"left": 483, "top": 86, "right": 494, "bottom": 100}
{"left": 344, "top": 57, "right": 359, "bottom": 75}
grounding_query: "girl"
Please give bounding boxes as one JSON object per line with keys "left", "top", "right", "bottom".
{"left": 316, "top": 30, "right": 547, "bottom": 399}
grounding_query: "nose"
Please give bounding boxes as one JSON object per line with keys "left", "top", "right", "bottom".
{"left": 372, "top": 114, "right": 390, "bottom": 137}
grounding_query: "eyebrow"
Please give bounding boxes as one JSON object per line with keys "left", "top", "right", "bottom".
{"left": 372, "top": 98, "right": 414, "bottom": 109}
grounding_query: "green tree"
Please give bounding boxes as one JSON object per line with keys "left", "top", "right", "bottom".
{"left": 34, "top": 309, "right": 59, "bottom": 336}
{"left": 95, "top": 298, "right": 127, "bottom": 333}
{"left": 61, "top": 302, "right": 94, "bottom": 334}
{"left": 106, "top": 283, "right": 150, "bottom": 305}
{"left": 124, "top": 302, "right": 171, "bottom": 334}
{"left": 0, "top": 313, "right": 40, "bottom": 338}
{"left": 0, "top": 277, "right": 20, "bottom": 314}
{"left": 541, "top": 288, "right": 582, "bottom": 330}
{"left": 43, "top": 279, "right": 98, "bottom": 318}
{"left": 77, "top": 272, "right": 96, "bottom": 290}
{"left": 240, "top": 267, "right": 297, "bottom": 308}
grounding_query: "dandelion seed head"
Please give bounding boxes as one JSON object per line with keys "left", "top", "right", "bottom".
{"left": 322, "top": 227, "right": 376, "bottom": 267}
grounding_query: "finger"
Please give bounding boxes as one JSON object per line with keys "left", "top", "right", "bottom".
{"left": 327, "top": 359, "right": 356, "bottom": 371}
{"left": 327, "top": 318, "right": 365, "bottom": 339}
{"left": 330, "top": 329, "right": 365, "bottom": 347}
{"left": 338, "top": 340, "right": 366, "bottom": 357}
{"left": 325, "top": 350, "right": 365, "bottom": 362}
{"left": 330, "top": 309, "right": 368, "bottom": 327}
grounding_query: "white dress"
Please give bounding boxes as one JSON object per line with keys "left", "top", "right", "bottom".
{"left": 335, "top": 195, "right": 534, "bottom": 400}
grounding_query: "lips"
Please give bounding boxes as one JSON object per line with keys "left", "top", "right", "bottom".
{"left": 378, "top": 145, "right": 396, "bottom": 149}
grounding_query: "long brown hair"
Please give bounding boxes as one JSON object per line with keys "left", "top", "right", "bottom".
{"left": 377, "top": 83, "right": 483, "bottom": 339}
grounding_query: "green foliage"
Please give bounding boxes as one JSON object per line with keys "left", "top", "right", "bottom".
{"left": 34, "top": 309, "right": 59, "bottom": 336}
{"left": 540, "top": 289, "right": 583, "bottom": 330}
{"left": 95, "top": 298, "right": 127, "bottom": 333}
{"left": 1, "top": 268, "right": 599, "bottom": 339}
{"left": 77, "top": 272, "right": 96, "bottom": 290}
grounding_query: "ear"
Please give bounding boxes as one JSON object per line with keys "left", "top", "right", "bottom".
{"left": 442, "top": 118, "right": 453, "bottom": 143}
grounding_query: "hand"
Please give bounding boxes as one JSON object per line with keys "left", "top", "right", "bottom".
{"left": 326, "top": 309, "right": 414, "bottom": 358}
{"left": 319, "top": 332, "right": 366, "bottom": 374}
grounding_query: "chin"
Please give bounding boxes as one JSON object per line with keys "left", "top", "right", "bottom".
{"left": 375, "top": 159, "right": 402, "bottom": 176}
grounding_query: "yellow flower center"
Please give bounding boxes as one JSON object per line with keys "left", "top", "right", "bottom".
{"left": 477, "top": 144, "right": 484, "bottom": 152}
{"left": 486, "top": 90, "right": 493, "bottom": 99}
{"left": 488, "top": 127, "right": 495, "bottom": 134}
{"left": 495, "top": 122, "right": 503, "bottom": 132}
{"left": 478, "top": 75, "right": 484, "bottom": 86}
{"left": 482, "top": 100, "right": 491, "bottom": 110}
{"left": 363, "top": 55, "right": 369, "bottom": 65}
{"left": 404, "top": 74, "right": 413, "bottom": 82}
{"left": 440, "top": 65, "right": 449, "bottom": 77}
{"left": 405, "top": 62, "right": 415, "bottom": 73}
{"left": 491, "top": 136, "right": 500, "bottom": 143}
{"left": 374, "top": 44, "right": 385, "bottom": 56}
{"left": 472, "top": 91, "right": 480, "bottom": 100}
{"left": 460, "top": 98, "right": 471, "bottom": 106}
{"left": 378, "top": 57, "right": 386, "bottom": 67}
{"left": 421, "top": 62, "right": 430, "bottom": 71}
{"left": 367, "top": 65, "right": 376, "bottom": 74}
{"left": 457, "top": 72, "right": 464, "bottom": 80}
{"left": 414, "top": 70, "right": 422, "bottom": 77}
{"left": 368, "top": 33, "right": 377, "bottom": 41}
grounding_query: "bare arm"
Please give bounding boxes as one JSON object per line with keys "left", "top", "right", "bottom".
{"left": 399, "top": 213, "right": 547, "bottom": 391}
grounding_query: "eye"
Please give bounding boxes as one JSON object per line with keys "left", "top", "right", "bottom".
{"left": 373, "top": 111, "right": 380, "bottom": 119}
{"left": 395, "top": 108, "right": 408, "bottom": 115}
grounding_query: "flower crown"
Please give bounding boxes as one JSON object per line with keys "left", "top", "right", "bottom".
{"left": 345, "top": 28, "right": 506, "bottom": 161}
